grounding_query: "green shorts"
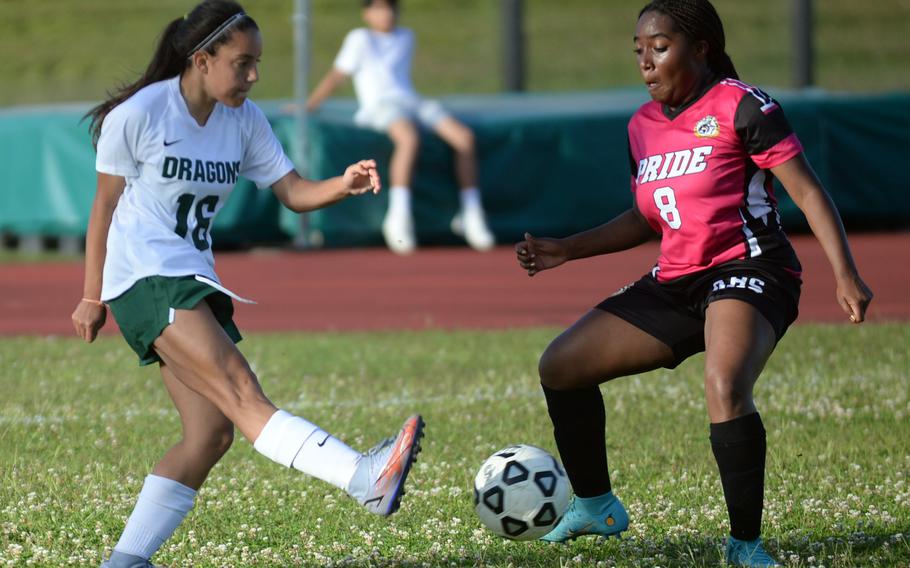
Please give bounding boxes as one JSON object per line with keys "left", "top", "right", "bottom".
{"left": 107, "top": 275, "right": 242, "bottom": 366}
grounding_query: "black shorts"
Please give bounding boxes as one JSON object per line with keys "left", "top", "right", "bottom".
{"left": 596, "top": 259, "right": 801, "bottom": 368}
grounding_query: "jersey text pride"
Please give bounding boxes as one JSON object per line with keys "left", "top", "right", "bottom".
{"left": 161, "top": 156, "right": 241, "bottom": 184}
{"left": 636, "top": 145, "right": 713, "bottom": 185}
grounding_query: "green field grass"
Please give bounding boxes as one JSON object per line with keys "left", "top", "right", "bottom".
{"left": 1, "top": 325, "right": 908, "bottom": 566}
{"left": 0, "top": 0, "right": 908, "bottom": 108}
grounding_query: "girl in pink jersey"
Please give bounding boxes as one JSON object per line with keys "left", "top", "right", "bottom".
{"left": 515, "top": 1, "right": 872, "bottom": 566}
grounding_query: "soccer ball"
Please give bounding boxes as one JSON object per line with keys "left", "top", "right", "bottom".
{"left": 473, "top": 444, "right": 570, "bottom": 540}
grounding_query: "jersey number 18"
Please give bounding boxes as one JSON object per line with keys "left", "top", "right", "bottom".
{"left": 174, "top": 193, "right": 219, "bottom": 251}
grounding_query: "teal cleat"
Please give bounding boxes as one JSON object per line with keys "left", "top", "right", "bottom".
{"left": 725, "top": 536, "right": 781, "bottom": 567}
{"left": 540, "top": 491, "right": 629, "bottom": 543}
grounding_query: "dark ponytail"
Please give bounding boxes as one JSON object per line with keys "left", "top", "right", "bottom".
{"left": 85, "top": 0, "right": 258, "bottom": 146}
{"left": 638, "top": 0, "right": 739, "bottom": 80}
{"left": 713, "top": 51, "right": 738, "bottom": 81}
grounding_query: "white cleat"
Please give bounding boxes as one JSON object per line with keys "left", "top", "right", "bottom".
{"left": 347, "top": 415, "right": 425, "bottom": 516}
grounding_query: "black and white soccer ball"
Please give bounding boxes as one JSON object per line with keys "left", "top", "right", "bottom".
{"left": 473, "top": 444, "right": 570, "bottom": 540}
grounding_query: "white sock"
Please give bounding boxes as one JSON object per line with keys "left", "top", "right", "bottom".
{"left": 113, "top": 474, "right": 196, "bottom": 559}
{"left": 253, "top": 409, "right": 362, "bottom": 491}
{"left": 459, "top": 187, "right": 482, "bottom": 211}
{"left": 388, "top": 186, "right": 412, "bottom": 214}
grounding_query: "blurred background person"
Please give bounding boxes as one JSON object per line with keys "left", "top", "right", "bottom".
{"left": 306, "top": 0, "right": 495, "bottom": 255}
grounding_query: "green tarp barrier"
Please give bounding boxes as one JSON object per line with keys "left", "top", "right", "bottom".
{"left": 2, "top": 89, "right": 908, "bottom": 247}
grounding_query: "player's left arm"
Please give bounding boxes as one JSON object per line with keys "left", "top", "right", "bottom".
{"left": 772, "top": 155, "right": 873, "bottom": 323}
{"left": 271, "top": 160, "right": 381, "bottom": 213}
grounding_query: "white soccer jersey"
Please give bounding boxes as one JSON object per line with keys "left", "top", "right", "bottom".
{"left": 333, "top": 27, "right": 419, "bottom": 111}
{"left": 96, "top": 76, "right": 295, "bottom": 301}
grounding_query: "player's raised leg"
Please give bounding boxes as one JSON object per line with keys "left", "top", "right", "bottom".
{"left": 704, "top": 299, "right": 780, "bottom": 567}
{"left": 539, "top": 309, "right": 675, "bottom": 542}
{"left": 434, "top": 116, "right": 495, "bottom": 251}
{"left": 152, "top": 301, "right": 423, "bottom": 516}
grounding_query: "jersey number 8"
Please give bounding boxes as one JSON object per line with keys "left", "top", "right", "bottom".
{"left": 175, "top": 193, "right": 220, "bottom": 251}
{"left": 652, "top": 186, "right": 682, "bottom": 230}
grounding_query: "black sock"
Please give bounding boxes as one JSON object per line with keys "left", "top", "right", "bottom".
{"left": 710, "top": 412, "right": 766, "bottom": 541}
{"left": 542, "top": 384, "right": 611, "bottom": 497}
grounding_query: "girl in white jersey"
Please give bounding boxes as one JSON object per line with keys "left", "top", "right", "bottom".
{"left": 72, "top": 2, "right": 424, "bottom": 567}
{"left": 514, "top": 1, "right": 873, "bottom": 566}
{"left": 306, "top": 0, "right": 496, "bottom": 255}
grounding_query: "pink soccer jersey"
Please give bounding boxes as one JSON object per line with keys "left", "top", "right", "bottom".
{"left": 628, "top": 78, "right": 804, "bottom": 282}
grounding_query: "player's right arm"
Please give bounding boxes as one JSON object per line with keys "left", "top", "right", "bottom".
{"left": 71, "top": 173, "right": 125, "bottom": 342}
{"left": 516, "top": 205, "right": 655, "bottom": 277}
{"left": 306, "top": 68, "right": 349, "bottom": 112}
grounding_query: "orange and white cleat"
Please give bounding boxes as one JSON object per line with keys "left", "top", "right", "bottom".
{"left": 347, "top": 415, "right": 425, "bottom": 516}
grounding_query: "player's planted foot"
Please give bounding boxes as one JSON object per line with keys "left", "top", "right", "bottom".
{"left": 347, "top": 415, "right": 425, "bottom": 516}
{"left": 540, "top": 491, "right": 628, "bottom": 543}
{"left": 100, "top": 551, "right": 159, "bottom": 568}
{"left": 451, "top": 207, "right": 495, "bottom": 252}
{"left": 382, "top": 207, "right": 417, "bottom": 255}
{"left": 725, "top": 536, "right": 781, "bottom": 567}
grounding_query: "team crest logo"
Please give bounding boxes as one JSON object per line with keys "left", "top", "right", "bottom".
{"left": 694, "top": 115, "right": 720, "bottom": 138}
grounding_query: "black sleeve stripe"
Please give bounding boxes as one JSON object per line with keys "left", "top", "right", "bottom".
{"left": 733, "top": 93, "right": 795, "bottom": 156}
{"left": 627, "top": 137, "right": 637, "bottom": 177}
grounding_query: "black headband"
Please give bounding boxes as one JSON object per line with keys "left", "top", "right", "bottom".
{"left": 188, "top": 12, "right": 247, "bottom": 58}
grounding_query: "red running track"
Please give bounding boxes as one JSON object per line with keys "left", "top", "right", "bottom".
{"left": 1, "top": 233, "right": 907, "bottom": 336}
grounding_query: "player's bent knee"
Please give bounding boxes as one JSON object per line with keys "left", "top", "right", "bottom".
{"left": 704, "top": 373, "right": 752, "bottom": 413}
{"left": 538, "top": 342, "right": 575, "bottom": 390}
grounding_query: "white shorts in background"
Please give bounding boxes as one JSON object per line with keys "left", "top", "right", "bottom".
{"left": 354, "top": 98, "right": 450, "bottom": 132}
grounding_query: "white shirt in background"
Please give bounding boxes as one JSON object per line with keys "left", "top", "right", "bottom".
{"left": 334, "top": 27, "right": 419, "bottom": 111}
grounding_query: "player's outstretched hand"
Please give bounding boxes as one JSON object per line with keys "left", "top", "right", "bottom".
{"left": 836, "top": 272, "right": 873, "bottom": 324}
{"left": 71, "top": 299, "right": 107, "bottom": 343}
{"left": 343, "top": 159, "right": 381, "bottom": 196}
{"left": 515, "top": 232, "right": 569, "bottom": 277}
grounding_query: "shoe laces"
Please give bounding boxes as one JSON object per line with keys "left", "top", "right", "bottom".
{"left": 366, "top": 436, "right": 394, "bottom": 455}
{"left": 361, "top": 436, "right": 395, "bottom": 473}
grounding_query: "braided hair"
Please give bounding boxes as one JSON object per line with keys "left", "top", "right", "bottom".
{"left": 639, "top": 0, "right": 739, "bottom": 80}
{"left": 85, "top": 0, "right": 259, "bottom": 146}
